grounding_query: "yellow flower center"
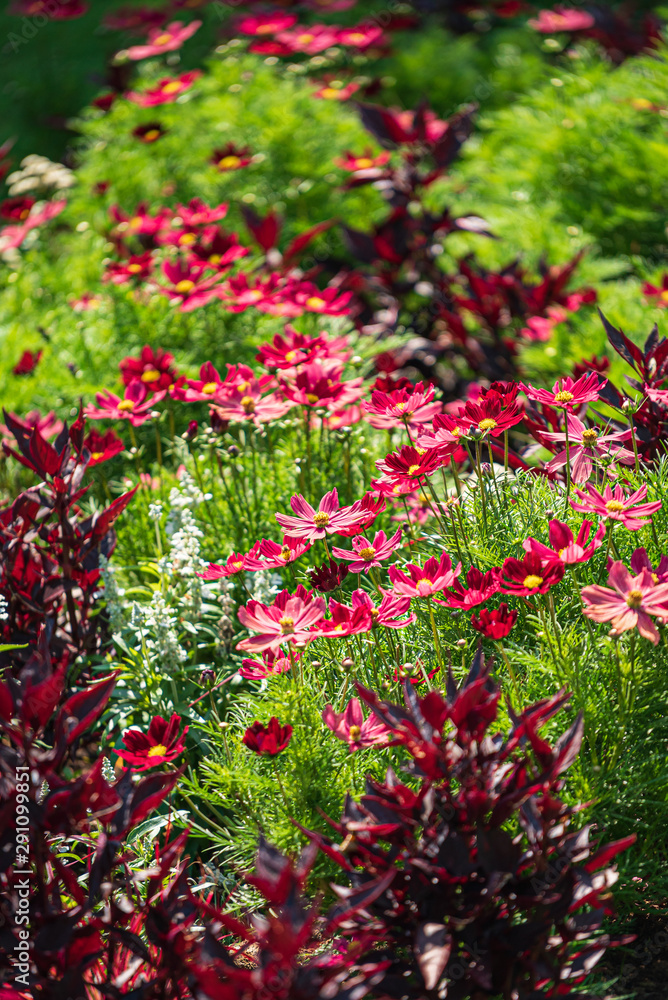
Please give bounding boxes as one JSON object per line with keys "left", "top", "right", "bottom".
{"left": 359, "top": 547, "right": 376, "bottom": 561}
{"left": 208, "top": 254, "right": 221, "bottom": 265}
{"left": 416, "top": 578, "right": 432, "bottom": 591}
{"left": 478, "top": 418, "right": 497, "bottom": 432}
{"left": 558, "top": 547, "right": 568, "bottom": 559}
{"left": 313, "top": 511, "right": 330, "bottom": 527}
{"left": 320, "top": 88, "right": 340, "bottom": 99}
{"left": 175, "top": 279, "right": 195, "bottom": 293}
{"left": 256, "top": 23, "right": 276, "bottom": 34}
{"left": 178, "top": 232, "right": 197, "bottom": 246}
{"left": 232, "top": 560, "right": 244, "bottom": 570}
{"left": 19, "top": 209, "right": 29, "bottom": 220}
{"left": 91, "top": 451, "right": 103, "bottom": 461}
{"left": 202, "top": 382, "right": 218, "bottom": 394}
{"left": 605, "top": 500, "right": 625, "bottom": 513}
{"left": 523, "top": 575, "right": 543, "bottom": 589}
{"left": 141, "top": 369, "right": 160, "bottom": 382}
{"left": 554, "top": 390, "right": 574, "bottom": 403}
{"left": 349, "top": 725, "right": 362, "bottom": 740}
{"left": 162, "top": 81, "right": 183, "bottom": 95}
{"left": 154, "top": 32, "right": 173, "bottom": 45}
{"left": 143, "top": 129, "right": 160, "bottom": 142}
{"left": 127, "top": 263, "right": 143, "bottom": 273}
{"left": 355, "top": 157, "right": 373, "bottom": 169}
{"left": 306, "top": 393, "right": 320, "bottom": 405}
{"left": 632, "top": 98, "right": 653, "bottom": 110}
{"left": 280, "top": 546, "right": 292, "bottom": 560}
{"left": 218, "top": 155, "right": 241, "bottom": 170}
{"left": 279, "top": 616, "right": 295, "bottom": 633}
{"left": 241, "top": 395, "right": 256, "bottom": 413}
{"left": 347, "top": 32, "right": 366, "bottom": 43}
{"left": 581, "top": 429, "right": 598, "bottom": 444}
{"left": 626, "top": 589, "right": 643, "bottom": 609}
{"left": 661, "top": 290, "right": 668, "bottom": 304}
{"left": 247, "top": 290, "right": 263, "bottom": 301}
{"left": 298, "top": 33, "right": 314, "bottom": 43}
{"left": 284, "top": 350, "right": 298, "bottom": 363}
{"left": 306, "top": 296, "right": 325, "bottom": 309}
{"left": 407, "top": 464, "right": 422, "bottom": 476}
{"left": 147, "top": 743, "right": 168, "bottom": 757}
{"left": 117, "top": 400, "right": 135, "bottom": 412}
{"left": 129, "top": 216, "right": 143, "bottom": 229}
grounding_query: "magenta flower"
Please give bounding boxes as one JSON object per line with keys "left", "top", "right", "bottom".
{"left": 436, "top": 566, "right": 500, "bottom": 609}
{"left": 239, "top": 648, "right": 296, "bottom": 680}
{"left": 351, "top": 589, "right": 416, "bottom": 629}
{"left": 388, "top": 552, "right": 461, "bottom": 598}
{"left": 499, "top": 552, "right": 565, "bottom": 596}
{"left": 523, "top": 519, "right": 606, "bottom": 566}
{"left": 124, "top": 20, "right": 201, "bottom": 60}
{"left": 318, "top": 599, "right": 371, "bottom": 637}
{"left": 543, "top": 415, "right": 635, "bottom": 484}
{"left": 521, "top": 371, "right": 604, "bottom": 411}
{"left": 470, "top": 604, "right": 518, "bottom": 640}
{"left": 363, "top": 382, "right": 442, "bottom": 431}
{"left": 581, "top": 562, "right": 668, "bottom": 644}
{"left": 322, "top": 698, "right": 392, "bottom": 752}
{"left": 275, "top": 488, "right": 369, "bottom": 541}
{"left": 84, "top": 380, "right": 161, "bottom": 427}
{"left": 570, "top": 483, "right": 661, "bottom": 530}
{"left": 528, "top": 7, "right": 595, "bottom": 32}
{"left": 126, "top": 71, "right": 201, "bottom": 107}
{"left": 253, "top": 537, "right": 311, "bottom": 569}
{"left": 116, "top": 714, "right": 188, "bottom": 771}
{"left": 331, "top": 528, "right": 402, "bottom": 573}
{"left": 236, "top": 587, "right": 325, "bottom": 653}
{"left": 630, "top": 548, "right": 668, "bottom": 583}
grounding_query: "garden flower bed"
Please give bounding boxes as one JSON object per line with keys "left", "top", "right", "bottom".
{"left": 1, "top": 2, "right": 668, "bottom": 998}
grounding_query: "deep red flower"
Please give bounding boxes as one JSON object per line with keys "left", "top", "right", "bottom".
{"left": 308, "top": 559, "right": 349, "bottom": 593}
{"left": 322, "top": 697, "right": 391, "bottom": 751}
{"left": 416, "top": 412, "right": 469, "bottom": 458}
{"left": 237, "top": 12, "right": 297, "bottom": 35}
{"left": 436, "top": 566, "right": 500, "bottom": 609}
{"left": 124, "top": 20, "right": 201, "bottom": 61}
{"left": 237, "top": 587, "right": 326, "bottom": 653}
{"left": 119, "top": 345, "right": 178, "bottom": 393}
{"left": 103, "top": 6, "right": 166, "bottom": 32}
{"left": 570, "top": 483, "right": 661, "bottom": 530}
{"left": 389, "top": 552, "right": 461, "bottom": 598}
{"left": 499, "top": 552, "right": 565, "bottom": 596}
{"left": 103, "top": 252, "right": 154, "bottom": 286}
{"left": 334, "top": 149, "right": 391, "bottom": 172}
{"left": 126, "top": 71, "right": 202, "bottom": 107}
{"left": 290, "top": 283, "right": 352, "bottom": 316}
{"left": 581, "top": 562, "right": 668, "bottom": 644}
{"left": 12, "top": 350, "right": 42, "bottom": 376}
{"left": 393, "top": 660, "right": 439, "bottom": 685}
{"left": 132, "top": 122, "right": 167, "bottom": 143}
{"left": 85, "top": 380, "right": 162, "bottom": 427}
{"left": 160, "top": 259, "right": 223, "bottom": 311}
{"left": 242, "top": 717, "right": 292, "bottom": 755}
{"left": 116, "top": 713, "right": 188, "bottom": 771}
{"left": 470, "top": 603, "right": 518, "bottom": 639}
{"left": 256, "top": 325, "right": 327, "bottom": 370}
{"left": 174, "top": 198, "right": 229, "bottom": 228}
{"left": 642, "top": 275, "right": 668, "bottom": 307}
{"left": 523, "top": 519, "right": 606, "bottom": 566}
{"left": 0, "top": 197, "right": 34, "bottom": 222}
{"left": 521, "top": 372, "right": 604, "bottom": 411}
{"left": 461, "top": 396, "right": 523, "bottom": 437}
{"left": 275, "top": 488, "right": 369, "bottom": 541}
{"left": 332, "top": 529, "right": 402, "bottom": 573}
{"left": 375, "top": 445, "right": 443, "bottom": 488}
{"left": 211, "top": 143, "right": 253, "bottom": 172}
{"left": 318, "top": 597, "right": 371, "bottom": 636}
{"left": 109, "top": 202, "right": 172, "bottom": 242}
{"left": 170, "top": 361, "right": 228, "bottom": 403}
{"left": 186, "top": 225, "right": 249, "bottom": 271}
{"left": 334, "top": 492, "right": 385, "bottom": 537}
{"left": 84, "top": 429, "right": 124, "bottom": 466}
{"left": 10, "top": 0, "right": 87, "bottom": 18}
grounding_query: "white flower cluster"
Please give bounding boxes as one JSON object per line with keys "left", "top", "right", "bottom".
{"left": 247, "top": 569, "right": 284, "bottom": 604}
{"left": 163, "top": 474, "right": 211, "bottom": 615}
{"left": 0, "top": 595, "right": 8, "bottom": 622}
{"left": 99, "top": 554, "right": 125, "bottom": 635}
{"left": 142, "top": 592, "right": 187, "bottom": 668}
{"left": 7, "top": 154, "right": 75, "bottom": 196}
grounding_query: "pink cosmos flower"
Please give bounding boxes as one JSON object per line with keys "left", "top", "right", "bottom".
{"left": 313, "top": 81, "right": 360, "bottom": 101}
{"left": 363, "top": 382, "right": 442, "bottom": 431}
{"left": 337, "top": 24, "right": 387, "bottom": 49}
{"left": 210, "top": 384, "right": 294, "bottom": 425}
{"left": 237, "top": 12, "right": 297, "bottom": 34}
{"left": 528, "top": 7, "right": 596, "bottom": 32}
{"left": 273, "top": 23, "right": 340, "bottom": 54}
{"left": 124, "top": 20, "right": 201, "bottom": 60}
{"left": 275, "top": 488, "right": 369, "bottom": 541}
{"left": 0, "top": 198, "right": 67, "bottom": 252}
{"left": 543, "top": 415, "right": 635, "bottom": 484}
{"left": 334, "top": 492, "right": 385, "bottom": 537}
{"left": 236, "top": 587, "right": 326, "bottom": 653}
{"left": 331, "top": 529, "right": 402, "bottom": 573}
{"left": 318, "top": 599, "right": 371, "bottom": 637}
{"left": 239, "top": 648, "right": 295, "bottom": 680}
{"left": 521, "top": 372, "right": 604, "bottom": 411}
{"left": 570, "top": 483, "right": 661, "bottom": 530}
{"left": 289, "top": 283, "right": 352, "bottom": 316}
{"left": 322, "top": 697, "right": 392, "bottom": 752}
{"left": 352, "top": 588, "right": 416, "bottom": 629}
{"left": 103, "top": 251, "right": 154, "bottom": 286}
{"left": 642, "top": 275, "right": 668, "bottom": 308}
{"left": 436, "top": 566, "right": 500, "bottom": 609}
{"left": 85, "top": 380, "right": 161, "bottom": 427}
{"left": 126, "top": 71, "right": 201, "bottom": 107}
{"left": 523, "top": 519, "right": 606, "bottom": 565}
{"left": 581, "top": 562, "right": 668, "bottom": 644}
{"left": 198, "top": 552, "right": 253, "bottom": 579}
{"left": 388, "top": 552, "right": 461, "bottom": 598}
{"left": 255, "top": 537, "right": 311, "bottom": 568}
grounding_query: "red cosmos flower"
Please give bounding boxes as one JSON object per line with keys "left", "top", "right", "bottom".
{"left": 116, "top": 713, "right": 188, "bottom": 771}
{"left": 335, "top": 492, "right": 385, "bottom": 537}
{"left": 528, "top": 7, "right": 596, "bottom": 32}
{"left": 273, "top": 23, "right": 340, "bottom": 54}
{"left": 103, "top": 251, "right": 154, "bottom": 286}
{"left": 332, "top": 528, "right": 402, "bottom": 574}
{"left": 11, "top": 0, "right": 87, "bottom": 18}
{"left": 642, "top": 275, "right": 668, "bottom": 307}
{"left": 319, "top": 597, "right": 371, "bottom": 636}
{"left": 237, "top": 12, "right": 297, "bottom": 34}
{"left": 237, "top": 586, "right": 326, "bottom": 653}
{"left": 211, "top": 143, "right": 253, "bottom": 172}
{"left": 85, "top": 380, "right": 162, "bottom": 427}
{"left": 199, "top": 552, "right": 254, "bottom": 579}
{"left": 389, "top": 552, "right": 461, "bottom": 598}
{"left": 160, "top": 259, "right": 223, "bottom": 311}
{"left": 313, "top": 81, "right": 360, "bottom": 101}
{"left": 290, "top": 283, "right": 352, "bottom": 316}
{"left": 239, "top": 648, "right": 296, "bottom": 680}
{"left": 132, "top": 122, "right": 167, "bottom": 143}
{"left": 187, "top": 225, "right": 249, "bottom": 271}
{"left": 375, "top": 445, "right": 443, "bottom": 489}
{"left": 581, "top": 562, "right": 668, "bottom": 644}
{"left": 171, "top": 361, "right": 244, "bottom": 403}
{"left": 281, "top": 361, "right": 348, "bottom": 410}
{"left": 499, "top": 552, "right": 565, "bottom": 596}
{"left": 12, "top": 350, "right": 42, "bottom": 376}
{"left": 109, "top": 202, "right": 172, "bottom": 242}
{"left": 308, "top": 558, "right": 350, "bottom": 593}
{"left": 416, "top": 413, "right": 469, "bottom": 458}
{"left": 0, "top": 197, "right": 34, "bottom": 221}
{"left": 256, "top": 325, "right": 327, "bottom": 370}
{"left": 363, "top": 382, "right": 442, "bottom": 431}
{"left": 174, "top": 198, "right": 229, "bottom": 228}
{"left": 243, "top": 717, "right": 293, "bottom": 756}
{"left": 570, "top": 483, "right": 662, "bottom": 530}
{"left": 255, "top": 537, "right": 312, "bottom": 569}
{"left": 92, "top": 92, "right": 117, "bottom": 112}
{"left": 119, "top": 345, "right": 178, "bottom": 393}
{"left": 522, "top": 372, "right": 604, "bottom": 411}
{"left": 351, "top": 588, "right": 416, "bottom": 629}
{"left": 126, "top": 71, "right": 202, "bottom": 107}
{"left": 337, "top": 24, "right": 387, "bottom": 49}
{"left": 461, "top": 396, "right": 523, "bottom": 437}
{"left": 524, "top": 518, "right": 606, "bottom": 566}
{"left": 218, "top": 273, "right": 287, "bottom": 313}
{"left": 470, "top": 603, "right": 518, "bottom": 639}
{"left": 334, "top": 149, "right": 391, "bottom": 172}
{"left": 0, "top": 199, "right": 67, "bottom": 253}
{"left": 276, "top": 488, "right": 369, "bottom": 541}
{"left": 436, "top": 566, "right": 500, "bottom": 610}
{"left": 84, "top": 429, "right": 124, "bottom": 466}
{"left": 322, "top": 697, "right": 391, "bottom": 752}
{"left": 124, "top": 20, "right": 201, "bottom": 60}
{"left": 631, "top": 548, "right": 668, "bottom": 583}
{"left": 543, "top": 416, "right": 635, "bottom": 484}
{"left": 211, "top": 387, "right": 294, "bottom": 426}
